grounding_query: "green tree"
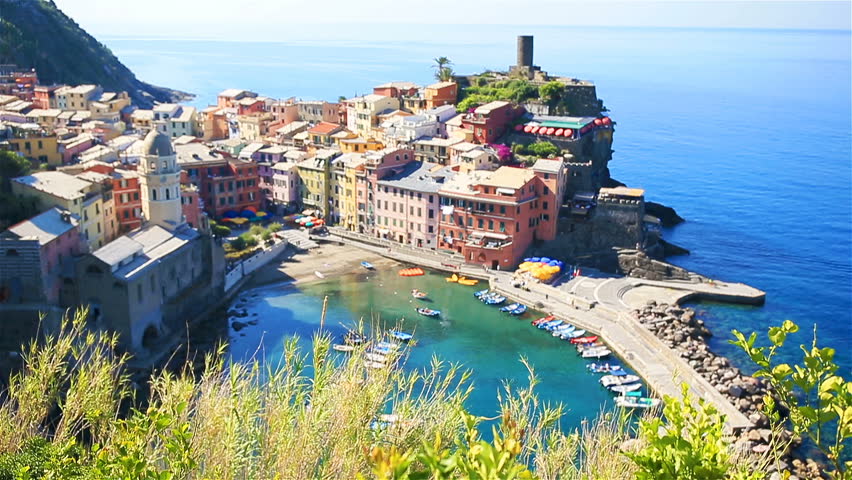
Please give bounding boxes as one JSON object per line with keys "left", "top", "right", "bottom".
{"left": 732, "top": 321, "right": 852, "bottom": 478}
{"left": 249, "top": 225, "right": 264, "bottom": 237}
{"left": 209, "top": 220, "right": 231, "bottom": 238}
{"left": 526, "top": 141, "right": 560, "bottom": 158}
{"left": 240, "top": 232, "right": 258, "bottom": 248}
{"left": 433, "top": 56, "right": 454, "bottom": 82}
{"left": 539, "top": 81, "right": 563, "bottom": 105}
{"left": 229, "top": 236, "right": 246, "bottom": 251}
{"left": 0, "top": 150, "right": 31, "bottom": 193}
{"left": 261, "top": 230, "right": 273, "bottom": 242}
{"left": 268, "top": 222, "right": 282, "bottom": 233}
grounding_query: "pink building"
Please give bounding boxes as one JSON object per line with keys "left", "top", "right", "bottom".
{"left": 361, "top": 147, "right": 415, "bottom": 232}
{"left": 0, "top": 208, "right": 82, "bottom": 304}
{"left": 270, "top": 161, "right": 301, "bottom": 212}
{"left": 59, "top": 134, "right": 95, "bottom": 164}
{"left": 373, "top": 161, "right": 454, "bottom": 248}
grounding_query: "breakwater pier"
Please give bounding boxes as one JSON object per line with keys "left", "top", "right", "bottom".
{"left": 323, "top": 227, "right": 763, "bottom": 430}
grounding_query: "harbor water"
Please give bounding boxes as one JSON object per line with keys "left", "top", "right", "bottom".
{"left": 227, "top": 269, "right": 615, "bottom": 430}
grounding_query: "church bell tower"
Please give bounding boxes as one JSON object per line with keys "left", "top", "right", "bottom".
{"left": 138, "top": 130, "right": 184, "bottom": 230}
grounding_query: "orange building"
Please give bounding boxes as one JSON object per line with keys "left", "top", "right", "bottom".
{"left": 425, "top": 82, "right": 458, "bottom": 109}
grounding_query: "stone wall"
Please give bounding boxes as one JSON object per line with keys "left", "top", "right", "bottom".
{"left": 616, "top": 249, "right": 692, "bottom": 281}
{"left": 533, "top": 201, "right": 646, "bottom": 260}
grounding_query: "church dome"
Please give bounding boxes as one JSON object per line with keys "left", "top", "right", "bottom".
{"left": 141, "top": 130, "right": 175, "bottom": 157}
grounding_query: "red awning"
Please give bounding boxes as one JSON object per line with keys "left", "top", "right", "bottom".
{"left": 530, "top": 126, "right": 539, "bottom": 134}
{"left": 594, "top": 118, "right": 603, "bottom": 126}
{"left": 545, "top": 127, "right": 555, "bottom": 135}
{"left": 554, "top": 128, "right": 564, "bottom": 136}
{"left": 523, "top": 125, "right": 534, "bottom": 133}
{"left": 563, "top": 128, "right": 573, "bottom": 137}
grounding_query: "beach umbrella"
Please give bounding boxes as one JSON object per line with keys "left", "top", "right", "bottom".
{"left": 545, "top": 127, "right": 555, "bottom": 135}
{"left": 256, "top": 211, "right": 268, "bottom": 218}
{"left": 523, "top": 125, "right": 534, "bottom": 133}
{"left": 223, "top": 210, "right": 238, "bottom": 218}
{"left": 563, "top": 129, "right": 573, "bottom": 137}
{"left": 241, "top": 209, "right": 256, "bottom": 218}
{"left": 554, "top": 128, "right": 564, "bottom": 136}
{"left": 594, "top": 118, "right": 603, "bottom": 126}
{"left": 514, "top": 124, "right": 524, "bottom": 131}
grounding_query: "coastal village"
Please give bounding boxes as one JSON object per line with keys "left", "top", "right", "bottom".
{"left": 0, "top": 34, "right": 794, "bottom": 463}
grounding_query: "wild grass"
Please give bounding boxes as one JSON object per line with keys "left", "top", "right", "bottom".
{"left": 0, "top": 308, "right": 771, "bottom": 479}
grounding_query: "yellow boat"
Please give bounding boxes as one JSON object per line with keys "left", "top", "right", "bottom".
{"left": 446, "top": 273, "right": 459, "bottom": 283}
{"left": 458, "top": 278, "right": 479, "bottom": 286}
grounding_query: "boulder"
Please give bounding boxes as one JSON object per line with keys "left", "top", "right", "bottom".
{"left": 728, "top": 385, "right": 745, "bottom": 398}
{"left": 232, "top": 321, "right": 248, "bottom": 332}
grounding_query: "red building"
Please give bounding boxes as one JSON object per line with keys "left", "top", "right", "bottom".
{"left": 180, "top": 155, "right": 261, "bottom": 218}
{"left": 373, "top": 81, "right": 419, "bottom": 101}
{"left": 236, "top": 97, "right": 266, "bottom": 115}
{"left": 424, "top": 81, "right": 458, "bottom": 109}
{"left": 180, "top": 170, "right": 203, "bottom": 229}
{"left": 33, "top": 85, "right": 64, "bottom": 109}
{"left": 460, "top": 100, "right": 524, "bottom": 144}
{"left": 437, "top": 161, "right": 563, "bottom": 269}
{"left": 82, "top": 163, "right": 143, "bottom": 233}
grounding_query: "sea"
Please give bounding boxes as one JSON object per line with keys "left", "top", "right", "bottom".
{"left": 101, "top": 26, "right": 851, "bottom": 422}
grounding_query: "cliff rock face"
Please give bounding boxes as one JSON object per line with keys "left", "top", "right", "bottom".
{"left": 0, "top": 0, "right": 188, "bottom": 108}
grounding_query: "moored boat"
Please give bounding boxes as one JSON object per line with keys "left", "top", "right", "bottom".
{"left": 474, "top": 289, "right": 490, "bottom": 298}
{"left": 364, "top": 361, "right": 387, "bottom": 369}
{"left": 609, "top": 383, "right": 643, "bottom": 394}
{"left": 587, "top": 363, "right": 626, "bottom": 374}
{"left": 416, "top": 307, "right": 441, "bottom": 317}
{"left": 333, "top": 344, "right": 356, "bottom": 353}
{"left": 365, "top": 352, "right": 387, "bottom": 363}
{"left": 361, "top": 261, "right": 375, "bottom": 270}
{"left": 446, "top": 273, "right": 459, "bottom": 283}
{"left": 344, "top": 331, "right": 367, "bottom": 345}
{"left": 411, "top": 289, "right": 428, "bottom": 299}
{"left": 500, "top": 303, "right": 521, "bottom": 312}
{"left": 457, "top": 277, "right": 479, "bottom": 286}
{"left": 510, "top": 304, "right": 527, "bottom": 315}
{"left": 601, "top": 374, "right": 641, "bottom": 388}
{"left": 388, "top": 330, "right": 413, "bottom": 342}
{"left": 576, "top": 341, "right": 606, "bottom": 351}
{"left": 532, "top": 315, "right": 555, "bottom": 326}
{"left": 538, "top": 319, "right": 562, "bottom": 329}
{"left": 560, "top": 329, "right": 586, "bottom": 339}
{"left": 483, "top": 295, "right": 506, "bottom": 305}
{"left": 615, "top": 396, "right": 660, "bottom": 409}
{"left": 581, "top": 347, "right": 611, "bottom": 359}
{"left": 570, "top": 335, "right": 599, "bottom": 344}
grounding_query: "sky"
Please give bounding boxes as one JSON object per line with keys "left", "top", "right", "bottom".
{"left": 53, "top": 0, "right": 851, "bottom": 40}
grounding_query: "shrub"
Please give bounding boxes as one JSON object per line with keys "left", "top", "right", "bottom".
{"left": 268, "top": 222, "right": 282, "bottom": 233}
{"left": 512, "top": 143, "right": 527, "bottom": 155}
{"left": 261, "top": 230, "right": 273, "bottom": 242}
{"left": 229, "top": 236, "right": 246, "bottom": 251}
{"left": 527, "top": 141, "right": 560, "bottom": 158}
{"left": 211, "top": 223, "right": 231, "bottom": 238}
{"left": 240, "top": 232, "right": 258, "bottom": 248}
{"left": 249, "top": 225, "right": 264, "bottom": 236}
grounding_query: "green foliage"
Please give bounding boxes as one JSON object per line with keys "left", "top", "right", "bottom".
{"left": 0, "top": 151, "right": 31, "bottom": 193}
{"left": 0, "top": 437, "right": 87, "bottom": 480}
{"left": 457, "top": 79, "right": 539, "bottom": 112}
{"left": 268, "top": 222, "right": 282, "bottom": 233}
{"left": 626, "top": 384, "right": 762, "bottom": 480}
{"left": 526, "top": 141, "right": 560, "bottom": 158}
{"left": 229, "top": 236, "right": 246, "bottom": 251}
{"left": 211, "top": 223, "right": 231, "bottom": 238}
{"left": 732, "top": 320, "right": 852, "bottom": 477}
{"left": 249, "top": 225, "right": 264, "bottom": 236}
{"left": 433, "top": 57, "right": 454, "bottom": 82}
{"left": 261, "top": 230, "right": 273, "bottom": 242}
{"left": 240, "top": 232, "right": 258, "bottom": 248}
{"left": 538, "top": 81, "right": 564, "bottom": 105}
{"left": 511, "top": 144, "right": 527, "bottom": 155}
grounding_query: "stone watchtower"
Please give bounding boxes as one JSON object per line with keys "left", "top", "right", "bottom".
{"left": 138, "top": 130, "right": 184, "bottom": 230}
{"left": 517, "top": 35, "right": 534, "bottom": 68}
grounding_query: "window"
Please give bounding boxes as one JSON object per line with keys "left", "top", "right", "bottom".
{"left": 138, "top": 284, "right": 143, "bottom": 303}
{"left": 478, "top": 219, "right": 484, "bottom": 228}
{"left": 500, "top": 206, "right": 506, "bottom": 214}
{"left": 467, "top": 217, "right": 472, "bottom": 227}
{"left": 165, "top": 188, "right": 170, "bottom": 200}
{"left": 488, "top": 220, "right": 494, "bottom": 230}
{"left": 428, "top": 226, "right": 434, "bottom": 233}
{"left": 516, "top": 222, "right": 520, "bottom": 231}
{"left": 428, "top": 209, "right": 434, "bottom": 219}
{"left": 429, "top": 195, "right": 434, "bottom": 203}
{"left": 150, "top": 275, "right": 156, "bottom": 292}
{"left": 543, "top": 201, "right": 549, "bottom": 210}
{"left": 499, "top": 222, "right": 505, "bottom": 232}
{"left": 152, "top": 188, "right": 158, "bottom": 200}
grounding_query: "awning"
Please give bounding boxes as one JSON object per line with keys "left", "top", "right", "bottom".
{"left": 496, "top": 187, "right": 515, "bottom": 195}
{"left": 301, "top": 209, "right": 316, "bottom": 216}
{"left": 377, "top": 228, "right": 390, "bottom": 235}
{"left": 478, "top": 232, "right": 509, "bottom": 240}
{"left": 441, "top": 205, "right": 455, "bottom": 215}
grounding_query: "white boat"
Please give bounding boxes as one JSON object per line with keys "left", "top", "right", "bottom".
{"left": 364, "top": 361, "right": 386, "bottom": 369}
{"left": 615, "top": 396, "right": 661, "bottom": 409}
{"left": 601, "top": 374, "right": 641, "bottom": 388}
{"left": 609, "top": 383, "right": 643, "bottom": 394}
{"left": 315, "top": 271, "right": 325, "bottom": 279}
{"left": 332, "top": 344, "right": 355, "bottom": 353}
{"left": 582, "top": 348, "right": 611, "bottom": 359}
{"left": 365, "top": 352, "right": 387, "bottom": 363}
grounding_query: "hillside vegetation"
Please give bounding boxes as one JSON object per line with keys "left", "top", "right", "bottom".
{"left": 0, "top": 0, "right": 187, "bottom": 108}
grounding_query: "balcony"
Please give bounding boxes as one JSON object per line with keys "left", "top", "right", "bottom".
{"left": 465, "top": 231, "right": 512, "bottom": 250}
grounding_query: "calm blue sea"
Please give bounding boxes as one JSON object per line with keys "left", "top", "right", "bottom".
{"left": 103, "top": 26, "right": 852, "bottom": 373}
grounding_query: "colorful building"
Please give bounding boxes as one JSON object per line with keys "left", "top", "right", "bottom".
{"left": 373, "top": 161, "right": 452, "bottom": 248}
{"left": 461, "top": 101, "right": 524, "bottom": 144}
{"left": 175, "top": 142, "right": 261, "bottom": 218}
{"left": 296, "top": 149, "right": 341, "bottom": 218}
{"left": 307, "top": 121, "right": 344, "bottom": 147}
{"left": 217, "top": 89, "right": 257, "bottom": 108}
{"left": 2, "top": 128, "right": 61, "bottom": 165}
{"left": 345, "top": 94, "right": 400, "bottom": 138}
{"left": 330, "top": 153, "right": 366, "bottom": 230}
{"left": 437, "top": 163, "right": 561, "bottom": 268}
{"left": 424, "top": 82, "right": 458, "bottom": 109}
{"left": 0, "top": 208, "right": 82, "bottom": 304}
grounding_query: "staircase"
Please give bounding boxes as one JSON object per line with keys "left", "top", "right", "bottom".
{"left": 278, "top": 229, "right": 319, "bottom": 250}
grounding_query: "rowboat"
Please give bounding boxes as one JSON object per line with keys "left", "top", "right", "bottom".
{"left": 474, "top": 289, "right": 490, "bottom": 298}
{"left": 532, "top": 315, "right": 555, "bottom": 326}
{"left": 364, "top": 361, "right": 387, "bottom": 369}
{"left": 411, "top": 289, "right": 428, "bottom": 299}
{"left": 332, "top": 344, "right": 355, "bottom": 353}
{"left": 314, "top": 271, "right": 325, "bottom": 279}
{"left": 510, "top": 304, "right": 527, "bottom": 315}
{"left": 551, "top": 324, "right": 575, "bottom": 333}
{"left": 560, "top": 329, "right": 586, "bottom": 339}
{"left": 581, "top": 348, "right": 611, "bottom": 359}
{"left": 500, "top": 303, "right": 521, "bottom": 312}
{"left": 570, "top": 335, "right": 599, "bottom": 344}
{"left": 615, "top": 396, "right": 661, "bottom": 409}
{"left": 587, "top": 363, "right": 625, "bottom": 374}
{"left": 446, "top": 274, "right": 459, "bottom": 283}
{"left": 458, "top": 278, "right": 479, "bottom": 286}
{"left": 576, "top": 341, "right": 606, "bottom": 351}
{"left": 388, "top": 330, "right": 413, "bottom": 342}
{"left": 361, "top": 261, "right": 375, "bottom": 270}
{"left": 483, "top": 295, "right": 506, "bottom": 305}
{"left": 601, "top": 374, "right": 641, "bottom": 388}
{"left": 609, "top": 383, "right": 643, "bottom": 394}
{"left": 344, "top": 331, "right": 367, "bottom": 345}
{"left": 538, "top": 319, "right": 562, "bottom": 329}
{"left": 416, "top": 307, "right": 441, "bottom": 317}
{"left": 365, "top": 352, "right": 387, "bottom": 363}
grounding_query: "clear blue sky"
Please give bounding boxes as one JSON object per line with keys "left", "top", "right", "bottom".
{"left": 54, "top": 0, "right": 851, "bottom": 39}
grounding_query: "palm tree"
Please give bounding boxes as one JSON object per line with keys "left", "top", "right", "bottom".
{"left": 432, "top": 57, "right": 454, "bottom": 82}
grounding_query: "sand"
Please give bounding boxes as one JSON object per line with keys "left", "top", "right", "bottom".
{"left": 247, "top": 241, "right": 400, "bottom": 288}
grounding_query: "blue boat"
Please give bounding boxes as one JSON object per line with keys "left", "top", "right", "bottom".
{"left": 587, "top": 363, "right": 626, "bottom": 375}
{"left": 388, "top": 330, "right": 413, "bottom": 342}
{"left": 500, "top": 303, "right": 521, "bottom": 312}
{"left": 361, "top": 261, "right": 375, "bottom": 270}
{"left": 483, "top": 295, "right": 506, "bottom": 305}
{"left": 510, "top": 304, "right": 527, "bottom": 315}
{"left": 474, "top": 289, "right": 490, "bottom": 298}
{"left": 560, "top": 329, "right": 586, "bottom": 340}
{"left": 539, "top": 319, "right": 562, "bottom": 329}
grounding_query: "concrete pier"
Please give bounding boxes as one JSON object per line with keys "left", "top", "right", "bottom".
{"left": 323, "top": 227, "right": 757, "bottom": 430}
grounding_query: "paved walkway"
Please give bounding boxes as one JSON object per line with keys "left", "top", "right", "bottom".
{"left": 322, "top": 228, "right": 757, "bottom": 430}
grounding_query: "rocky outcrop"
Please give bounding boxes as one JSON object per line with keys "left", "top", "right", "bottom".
{"left": 617, "top": 249, "right": 692, "bottom": 281}
{"left": 645, "top": 201, "right": 685, "bottom": 227}
{"left": 633, "top": 301, "right": 827, "bottom": 479}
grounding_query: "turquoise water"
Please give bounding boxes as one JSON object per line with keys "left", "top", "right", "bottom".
{"left": 228, "top": 269, "right": 615, "bottom": 430}
{"left": 104, "top": 25, "right": 851, "bottom": 374}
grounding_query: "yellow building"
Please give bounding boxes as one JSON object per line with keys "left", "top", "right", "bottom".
{"left": 296, "top": 149, "right": 340, "bottom": 219}
{"left": 3, "top": 130, "right": 61, "bottom": 166}
{"left": 11, "top": 171, "right": 106, "bottom": 251}
{"left": 330, "top": 153, "right": 366, "bottom": 231}
{"left": 338, "top": 136, "right": 383, "bottom": 154}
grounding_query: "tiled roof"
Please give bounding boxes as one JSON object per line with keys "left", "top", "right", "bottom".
{"left": 307, "top": 122, "right": 342, "bottom": 135}
{"left": 7, "top": 207, "right": 78, "bottom": 245}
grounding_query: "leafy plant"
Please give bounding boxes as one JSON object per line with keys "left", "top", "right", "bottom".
{"left": 732, "top": 320, "right": 852, "bottom": 478}
{"left": 240, "top": 232, "right": 258, "bottom": 248}
{"left": 526, "top": 141, "right": 559, "bottom": 158}
{"left": 229, "top": 236, "right": 246, "bottom": 251}
{"left": 268, "top": 222, "right": 282, "bottom": 233}
{"left": 538, "top": 81, "right": 563, "bottom": 105}
{"left": 249, "top": 225, "right": 264, "bottom": 236}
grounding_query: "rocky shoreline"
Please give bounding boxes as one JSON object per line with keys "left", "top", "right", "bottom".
{"left": 632, "top": 301, "right": 825, "bottom": 479}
